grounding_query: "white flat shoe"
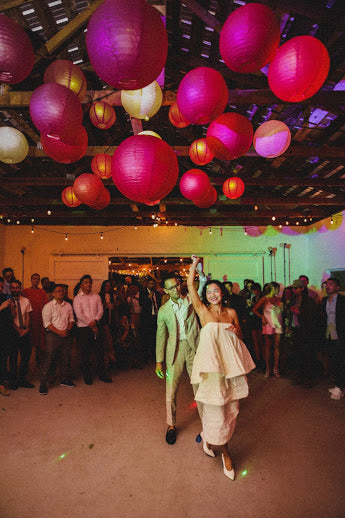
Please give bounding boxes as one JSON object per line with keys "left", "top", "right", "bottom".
{"left": 222, "top": 454, "right": 235, "bottom": 481}
{"left": 200, "top": 432, "right": 215, "bottom": 458}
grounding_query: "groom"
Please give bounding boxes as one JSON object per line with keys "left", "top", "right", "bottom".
{"left": 155, "top": 271, "right": 206, "bottom": 444}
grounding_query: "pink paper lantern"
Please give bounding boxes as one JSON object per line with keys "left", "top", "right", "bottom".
{"left": 145, "top": 200, "right": 160, "bottom": 206}
{"left": 29, "top": 83, "right": 83, "bottom": 140}
{"left": 180, "top": 169, "right": 211, "bottom": 201}
{"left": 44, "top": 60, "right": 87, "bottom": 100}
{"left": 189, "top": 138, "right": 214, "bottom": 165}
{"left": 223, "top": 177, "right": 245, "bottom": 199}
{"left": 177, "top": 67, "right": 228, "bottom": 125}
{"left": 89, "top": 101, "right": 116, "bottom": 129}
{"left": 91, "top": 153, "right": 112, "bottom": 179}
{"left": 268, "top": 36, "right": 330, "bottom": 102}
{"left": 206, "top": 112, "right": 253, "bottom": 161}
{"left": 219, "top": 3, "right": 280, "bottom": 74}
{"left": 112, "top": 135, "right": 179, "bottom": 204}
{"left": 61, "top": 186, "right": 81, "bottom": 208}
{"left": 41, "top": 127, "right": 88, "bottom": 164}
{"left": 86, "top": 0, "right": 167, "bottom": 90}
{"left": 168, "top": 102, "right": 190, "bottom": 128}
{"left": 0, "top": 14, "right": 34, "bottom": 84}
{"left": 88, "top": 187, "right": 111, "bottom": 209}
{"left": 253, "top": 121, "right": 291, "bottom": 158}
{"left": 194, "top": 186, "right": 217, "bottom": 208}
{"left": 73, "top": 173, "right": 104, "bottom": 205}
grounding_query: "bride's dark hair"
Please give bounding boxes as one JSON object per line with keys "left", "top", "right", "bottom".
{"left": 201, "top": 279, "right": 228, "bottom": 306}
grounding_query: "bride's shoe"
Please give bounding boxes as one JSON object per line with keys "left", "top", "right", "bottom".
{"left": 200, "top": 432, "right": 215, "bottom": 458}
{"left": 222, "top": 454, "right": 235, "bottom": 481}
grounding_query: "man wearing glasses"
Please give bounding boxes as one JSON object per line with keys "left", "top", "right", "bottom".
{"left": 156, "top": 269, "right": 207, "bottom": 445}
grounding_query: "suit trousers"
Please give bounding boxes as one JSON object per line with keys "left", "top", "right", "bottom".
{"left": 327, "top": 338, "right": 345, "bottom": 389}
{"left": 76, "top": 327, "right": 106, "bottom": 382}
{"left": 165, "top": 339, "right": 196, "bottom": 426}
{"left": 9, "top": 333, "right": 32, "bottom": 383}
{"left": 40, "top": 332, "right": 71, "bottom": 385}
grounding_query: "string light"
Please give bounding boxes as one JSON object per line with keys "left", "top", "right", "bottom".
{"left": 209, "top": 227, "right": 212, "bottom": 234}
{"left": 304, "top": 218, "right": 307, "bottom": 223}
{"left": 296, "top": 221, "right": 299, "bottom": 225}
{"left": 271, "top": 216, "right": 276, "bottom": 221}
{"left": 31, "top": 218, "right": 34, "bottom": 223}
{"left": 285, "top": 220, "right": 289, "bottom": 225}
{"left": 165, "top": 220, "right": 168, "bottom": 225}
{"left": 65, "top": 233, "right": 68, "bottom": 241}
{"left": 254, "top": 204, "right": 258, "bottom": 211}
{"left": 174, "top": 222, "right": 178, "bottom": 226}
{"left": 31, "top": 226, "right": 34, "bottom": 234}
{"left": 7, "top": 218, "right": 10, "bottom": 223}
{"left": 100, "top": 232, "right": 103, "bottom": 239}
{"left": 279, "top": 224, "right": 282, "bottom": 229}
{"left": 16, "top": 220, "right": 20, "bottom": 225}
{"left": 244, "top": 228, "right": 247, "bottom": 235}
{"left": 151, "top": 213, "right": 155, "bottom": 220}
{"left": 330, "top": 217, "right": 334, "bottom": 224}
{"left": 153, "top": 222, "right": 158, "bottom": 228}
{"left": 47, "top": 210, "right": 51, "bottom": 215}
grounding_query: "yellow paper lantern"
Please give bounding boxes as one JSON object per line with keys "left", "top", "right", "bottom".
{"left": 121, "top": 81, "right": 162, "bottom": 121}
{"left": 44, "top": 60, "right": 87, "bottom": 100}
{"left": 138, "top": 130, "right": 162, "bottom": 139}
{"left": 0, "top": 126, "right": 29, "bottom": 163}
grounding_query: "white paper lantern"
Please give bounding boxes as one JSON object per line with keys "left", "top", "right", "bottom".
{"left": 121, "top": 81, "right": 162, "bottom": 120}
{"left": 0, "top": 126, "right": 29, "bottom": 163}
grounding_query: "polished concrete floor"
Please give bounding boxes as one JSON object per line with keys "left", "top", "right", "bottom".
{"left": 0, "top": 364, "right": 344, "bottom": 518}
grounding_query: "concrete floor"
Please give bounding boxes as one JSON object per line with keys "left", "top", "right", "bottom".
{"left": 0, "top": 365, "right": 344, "bottom": 518}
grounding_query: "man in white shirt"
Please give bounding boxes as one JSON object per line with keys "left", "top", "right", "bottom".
{"left": 73, "top": 275, "right": 111, "bottom": 385}
{"left": 39, "top": 284, "right": 75, "bottom": 395}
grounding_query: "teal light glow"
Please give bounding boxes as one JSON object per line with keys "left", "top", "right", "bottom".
{"left": 241, "top": 468, "right": 248, "bottom": 477}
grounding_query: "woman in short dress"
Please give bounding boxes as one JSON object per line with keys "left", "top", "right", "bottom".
{"left": 187, "top": 256, "right": 255, "bottom": 480}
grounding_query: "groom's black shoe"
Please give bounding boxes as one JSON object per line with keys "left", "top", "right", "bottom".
{"left": 165, "top": 426, "right": 176, "bottom": 445}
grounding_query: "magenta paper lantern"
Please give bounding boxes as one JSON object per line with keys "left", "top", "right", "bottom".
{"left": 88, "top": 187, "right": 111, "bottom": 209}
{"left": 89, "top": 101, "right": 116, "bottom": 129}
{"left": 112, "top": 135, "right": 179, "bottom": 204}
{"left": 177, "top": 67, "right": 228, "bottom": 125}
{"left": 194, "top": 186, "right": 217, "bottom": 208}
{"left": 179, "top": 169, "right": 211, "bottom": 201}
{"left": 29, "top": 83, "right": 83, "bottom": 140}
{"left": 168, "top": 102, "right": 190, "bottom": 128}
{"left": 206, "top": 112, "right": 253, "bottom": 161}
{"left": 223, "top": 177, "right": 245, "bottom": 199}
{"left": 73, "top": 173, "right": 104, "bottom": 205}
{"left": 91, "top": 153, "right": 112, "bottom": 179}
{"left": 41, "top": 127, "right": 88, "bottom": 164}
{"left": 44, "top": 60, "right": 87, "bottom": 100}
{"left": 268, "top": 36, "right": 330, "bottom": 102}
{"left": 0, "top": 14, "right": 34, "bottom": 84}
{"left": 253, "top": 121, "right": 291, "bottom": 158}
{"left": 61, "top": 186, "right": 81, "bottom": 208}
{"left": 189, "top": 138, "right": 214, "bottom": 165}
{"left": 145, "top": 199, "right": 160, "bottom": 206}
{"left": 219, "top": 3, "right": 280, "bottom": 74}
{"left": 86, "top": 0, "right": 167, "bottom": 90}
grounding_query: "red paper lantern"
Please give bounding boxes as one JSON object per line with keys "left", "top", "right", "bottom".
{"left": 86, "top": 0, "right": 167, "bottom": 90}
{"left": 145, "top": 199, "right": 160, "bottom": 206}
{"left": 0, "top": 14, "right": 34, "bottom": 84}
{"left": 168, "top": 102, "right": 190, "bottom": 128}
{"left": 194, "top": 186, "right": 217, "bottom": 208}
{"left": 61, "top": 186, "right": 81, "bottom": 207}
{"left": 177, "top": 67, "right": 228, "bottom": 125}
{"left": 29, "top": 83, "right": 83, "bottom": 140}
{"left": 88, "top": 187, "right": 111, "bottom": 209}
{"left": 219, "top": 3, "right": 280, "bottom": 74}
{"left": 73, "top": 173, "right": 104, "bottom": 205}
{"left": 44, "top": 60, "right": 87, "bottom": 100}
{"left": 206, "top": 113, "right": 253, "bottom": 161}
{"left": 189, "top": 138, "right": 214, "bottom": 165}
{"left": 223, "top": 177, "right": 245, "bottom": 199}
{"left": 179, "top": 169, "right": 211, "bottom": 201}
{"left": 253, "top": 121, "right": 291, "bottom": 158}
{"left": 41, "top": 127, "right": 88, "bottom": 164}
{"left": 112, "top": 135, "right": 179, "bottom": 204}
{"left": 91, "top": 153, "right": 112, "bottom": 179}
{"left": 89, "top": 101, "right": 116, "bottom": 129}
{"left": 268, "top": 36, "right": 330, "bottom": 102}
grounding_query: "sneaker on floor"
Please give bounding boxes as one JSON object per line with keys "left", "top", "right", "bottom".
{"left": 39, "top": 384, "right": 48, "bottom": 395}
{"left": 60, "top": 381, "right": 77, "bottom": 388}
{"left": 328, "top": 386, "right": 342, "bottom": 394}
{"left": 330, "top": 387, "right": 344, "bottom": 400}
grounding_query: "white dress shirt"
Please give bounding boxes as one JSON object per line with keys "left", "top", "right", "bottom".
{"left": 12, "top": 296, "right": 32, "bottom": 328}
{"left": 73, "top": 291, "right": 104, "bottom": 327}
{"left": 326, "top": 294, "right": 338, "bottom": 339}
{"left": 42, "top": 299, "right": 74, "bottom": 331}
{"left": 170, "top": 297, "right": 188, "bottom": 340}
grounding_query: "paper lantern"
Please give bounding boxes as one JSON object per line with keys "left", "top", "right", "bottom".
{"left": 0, "top": 14, "right": 34, "bottom": 84}
{"left": 88, "top": 187, "right": 111, "bottom": 209}
{"left": 112, "top": 135, "right": 179, "bottom": 204}
{"left": 29, "top": 83, "right": 83, "bottom": 140}
{"left": 253, "top": 121, "right": 291, "bottom": 158}
{"left": 89, "top": 101, "right": 116, "bottom": 129}
{"left": 219, "top": 3, "right": 280, "bottom": 74}
{"left": 73, "top": 173, "right": 104, "bottom": 205}
{"left": 194, "top": 186, "right": 217, "bottom": 208}
{"left": 145, "top": 199, "right": 160, "bottom": 206}
{"left": 41, "top": 127, "right": 88, "bottom": 164}
{"left": 0, "top": 126, "right": 28, "bottom": 164}
{"left": 138, "top": 131, "right": 162, "bottom": 139}
{"left": 86, "top": 0, "right": 167, "bottom": 90}
{"left": 179, "top": 169, "right": 211, "bottom": 201}
{"left": 268, "top": 36, "right": 330, "bottom": 102}
{"left": 168, "top": 102, "right": 190, "bottom": 128}
{"left": 61, "top": 186, "right": 81, "bottom": 207}
{"left": 91, "top": 153, "right": 112, "bottom": 179}
{"left": 121, "top": 81, "right": 162, "bottom": 120}
{"left": 223, "top": 177, "right": 245, "bottom": 199}
{"left": 44, "top": 60, "right": 87, "bottom": 100}
{"left": 177, "top": 67, "right": 228, "bottom": 125}
{"left": 206, "top": 113, "right": 253, "bottom": 161}
{"left": 189, "top": 138, "right": 214, "bottom": 165}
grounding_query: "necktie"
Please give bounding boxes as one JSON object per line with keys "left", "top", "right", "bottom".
{"left": 16, "top": 299, "right": 25, "bottom": 329}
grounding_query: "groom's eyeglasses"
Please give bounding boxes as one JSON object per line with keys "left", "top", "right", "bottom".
{"left": 166, "top": 284, "right": 179, "bottom": 291}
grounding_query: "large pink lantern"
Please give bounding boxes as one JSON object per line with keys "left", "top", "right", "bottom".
{"left": 29, "top": 83, "right": 83, "bottom": 140}
{"left": 61, "top": 186, "right": 81, "bottom": 208}
{"left": 41, "top": 127, "right": 88, "bottom": 163}
{"left": 112, "top": 135, "right": 179, "bottom": 204}
{"left": 268, "top": 36, "right": 330, "bottom": 102}
{"left": 88, "top": 187, "right": 111, "bottom": 209}
{"left": 206, "top": 113, "right": 253, "bottom": 161}
{"left": 89, "top": 101, "right": 116, "bottom": 129}
{"left": 253, "top": 121, "right": 291, "bottom": 158}
{"left": 179, "top": 169, "right": 211, "bottom": 201}
{"left": 0, "top": 14, "right": 34, "bottom": 84}
{"left": 177, "top": 67, "right": 228, "bottom": 125}
{"left": 44, "top": 60, "right": 87, "bottom": 100}
{"left": 91, "top": 153, "right": 112, "bottom": 179}
{"left": 86, "top": 0, "right": 167, "bottom": 90}
{"left": 194, "top": 186, "right": 217, "bottom": 208}
{"left": 219, "top": 3, "right": 280, "bottom": 74}
{"left": 168, "top": 102, "right": 190, "bottom": 128}
{"left": 73, "top": 173, "right": 104, "bottom": 205}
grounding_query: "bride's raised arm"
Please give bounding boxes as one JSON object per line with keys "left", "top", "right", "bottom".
{"left": 187, "top": 255, "right": 205, "bottom": 319}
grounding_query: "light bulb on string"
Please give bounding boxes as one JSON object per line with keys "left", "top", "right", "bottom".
{"left": 296, "top": 221, "right": 299, "bottom": 225}
{"left": 272, "top": 216, "right": 276, "bottom": 222}
{"left": 16, "top": 220, "right": 20, "bottom": 225}
{"left": 31, "top": 226, "right": 34, "bottom": 234}
{"left": 254, "top": 204, "right": 258, "bottom": 211}
{"left": 175, "top": 222, "right": 178, "bottom": 226}
{"left": 100, "top": 232, "right": 103, "bottom": 239}
{"left": 279, "top": 224, "right": 282, "bottom": 229}
{"left": 244, "top": 228, "right": 247, "bottom": 235}
{"left": 330, "top": 217, "right": 334, "bottom": 224}
{"left": 285, "top": 220, "right": 289, "bottom": 226}
{"left": 65, "top": 233, "right": 68, "bottom": 241}
{"left": 304, "top": 218, "right": 307, "bottom": 223}
{"left": 135, "top": 225, "right": 137, "bottom": 230}
{"left": 47, "top": 210, "right": 52, "bottom": 215}
{"left": 209, "top": 227, "right": 212, "bottom": 234}
{"left": 7, "top": 218, "right": 11, "bottom": 223}
{"left": 31, "top": 218, "right": 34, "bottom": 223}
{"left": 151, "top": 213, "right": 155, "bottom": 220}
